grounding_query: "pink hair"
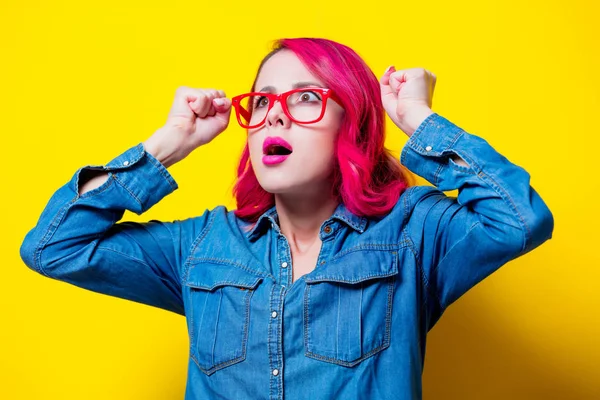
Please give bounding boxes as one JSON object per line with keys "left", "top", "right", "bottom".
{"left": 233, "top": 37, "right": 415, "bottom": 227}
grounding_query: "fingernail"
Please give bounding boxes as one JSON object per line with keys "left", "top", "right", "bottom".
{"left": 385, "top": 65, "right": 396, "bottom": 74}
{"left": 214, "top": 98, "right": 225, "bottom": 106}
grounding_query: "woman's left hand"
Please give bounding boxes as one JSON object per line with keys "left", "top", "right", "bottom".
{"left": 380, "top": 66, "right": 436, "bottom": 137}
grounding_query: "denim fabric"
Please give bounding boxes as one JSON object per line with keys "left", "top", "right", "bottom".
{"left": 20, "top": 112, "right": 554, "bottom": 399}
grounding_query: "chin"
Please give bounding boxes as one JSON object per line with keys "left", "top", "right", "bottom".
{"left": 257, "top": 180, "right": 299, "bottom": 194}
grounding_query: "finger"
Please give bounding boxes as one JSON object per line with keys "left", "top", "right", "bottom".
{"left": 205, "top": 90, "right": 220, "bottom": 116}
{"left": 379, "top": 65, "right": 395, "bottom": 95}
{"left": 211, "top": 90, "right": 228, "bottom": 114}
{"left": 213, "top": 97, "right": 231, "bottom": 111}
{"left": 197, "top": 90, "right": 215, "bottom": 118}
{"left": 388, "top": 70, "right": 407, "bottom": 95}
{"left": 172, "top": 86, "right": 200, "bottom": 116}
{"left": 188, "top": 92, "right": 205, "bottom": 117}
{"left": 214, "top": 98, "right": 232, "bottom": 120}
{"left": 380, "top": 65, "right": 397, "bottom": 98}
{"left": 207, "top": 104, "right": 217, "bottom": 117}
{"left": 380, "top": 65, "right": 400, "bottom": 116}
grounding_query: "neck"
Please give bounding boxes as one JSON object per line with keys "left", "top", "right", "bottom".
{"left": 274, "top": 189, "right": 339, "bottom": 254}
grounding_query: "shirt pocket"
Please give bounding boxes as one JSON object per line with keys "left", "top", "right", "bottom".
{"left": 303, "top": 248, "right": 399, "bottom": 367}
{"left": 184, "top": 260, "right": 263, "bottom": 375}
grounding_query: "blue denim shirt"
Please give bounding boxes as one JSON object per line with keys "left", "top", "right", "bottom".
{"left": 20, "top": 112, "right": 554, "bottom": 399}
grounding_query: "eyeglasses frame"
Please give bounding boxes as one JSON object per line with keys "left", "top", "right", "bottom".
{"left": 231, "top": 87, "right": 343, "bottom": 129}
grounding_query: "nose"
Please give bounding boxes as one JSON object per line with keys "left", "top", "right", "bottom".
{"left": 265, "top": 97, "right": 291, "bottom": 128}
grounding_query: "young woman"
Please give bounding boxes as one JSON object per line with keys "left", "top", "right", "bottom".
{"left": 20, "top": 37, "right": 554, "bottom": 399}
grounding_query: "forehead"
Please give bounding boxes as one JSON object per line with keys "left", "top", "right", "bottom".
{"left": 255, "top": 50, "right": 324, "bottom": 92}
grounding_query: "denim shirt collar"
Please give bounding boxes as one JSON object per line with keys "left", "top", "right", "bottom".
{"left": 246, "top": 202, "right": 367, "bottom": 241}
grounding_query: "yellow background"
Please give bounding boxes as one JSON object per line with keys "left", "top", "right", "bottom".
{"left": 3, "top": 0, "right": 598, "bottom": 398}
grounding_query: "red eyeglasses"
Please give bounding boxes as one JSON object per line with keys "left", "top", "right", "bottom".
{"left": 231, "top": 87, "right": 343, "bottom": 129}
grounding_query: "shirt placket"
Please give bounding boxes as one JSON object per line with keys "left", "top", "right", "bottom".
{"left": 277, "top": 233, "right": 293, "bottom": 287}
{"left": 268, "top": 282, "right": 286, "bottom": 400}
{"left": 266, "top": 217, "right": 338, "bottom": 399}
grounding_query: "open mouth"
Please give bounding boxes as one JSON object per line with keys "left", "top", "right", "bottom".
{"left": 263, "top": 136, "right": 294, "bottom": 155}
{"left": 264, "top": 144, "right": 293, "bottom": 156}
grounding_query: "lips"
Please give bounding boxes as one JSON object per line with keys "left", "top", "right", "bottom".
{"left": 263, "top": 136, "right": 293, "bottom": 156}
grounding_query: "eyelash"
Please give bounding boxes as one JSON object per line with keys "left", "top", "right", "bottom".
{"left": 253, "top": 90, "right": 322, "bottom": 108}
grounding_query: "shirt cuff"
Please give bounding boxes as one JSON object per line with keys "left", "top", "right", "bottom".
{"left": 72, "top": 142, "right": 178, "bottom": 213}
{"left": 400, "top": 113, "right": 467, "bottom": 186}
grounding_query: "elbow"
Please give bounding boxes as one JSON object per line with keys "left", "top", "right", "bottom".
{"left": 20, "top": 228, "right": 60, "bottom": 278}
{"left": 488, "top": 197, "right": 554, "bottom": 257}
{"left": 528, "top": 202, "right": 554, "bottom": 251}
{"left": 522, "top": 192, "right": 555, "bottom": 254}
{"left": 19, "top": 231, "right": 46, "bottom": 276}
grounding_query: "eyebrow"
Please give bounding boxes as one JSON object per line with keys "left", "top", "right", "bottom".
{"left": 258, "top": 81, "right": 324, "bottom": 92}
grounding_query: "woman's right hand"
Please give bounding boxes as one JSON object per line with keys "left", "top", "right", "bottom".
{"left": 143, "top": 86, "right": 232, "bottom": 168}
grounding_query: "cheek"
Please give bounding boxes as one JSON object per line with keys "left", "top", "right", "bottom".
{"left": 247, "top": 138, "right": 260, "bottom": 159}
{"left": 294, "top": 136, "right": 337, "bottom": 169}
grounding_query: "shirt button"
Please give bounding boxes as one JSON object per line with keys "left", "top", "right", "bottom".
{"left": 425, "top": 146, "right": 432, "bottom": 151}
{"left": 123, "top": 160, "right": 130, "bottom": 166}
{"left": 272, "top": 369, "right": 279, "bottom": 376}
{"left": 323, "top": 225, "right": 332, "bottom": 234}
{"left": 281, "top": 262, "right": 288, "bottom": 268}
{"left": 271, "top": 311, "right": 277, "bottom": 318}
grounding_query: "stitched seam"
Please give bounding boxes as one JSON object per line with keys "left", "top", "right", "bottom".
{"left": 269, "top": 284, "right": 276, "bottom": 386}
{"left": 474, "top": 169, "right": 529, "bottom": 251}
{"left": 34, "top": 199, "right": 76, "bottom": 277}
{"left": 185, "top": 278, "right": 262, "bottom": 290}
{"left": 411, "top": 123, "right": 463, "bottom": 155}
{"left": 276, "top": 287, "right": 285, "bottom": 394}
{"left": 303, "top": 283, "right": 311, "bottom": 357}
{"left": 432, "top": 131, "right": 465, "bottom": 184}
{"left": 331, "top": 243, "right": 405, "bottom": 260}
{"left": 187, "top": 257, "right": 266, "bottom": 279}
{"left": 446, "top": 131, "right": 529, "bottom": 251}
{"left": 112, "top": 173, "right": 143, "bottom": 210}
{"left": 402, "top": 186, "right": 415, "bottom": 223}
{"left": 145, "top": 152, "right": 178, "bottom": 191}
{"left": 182, "top": 210, "right": 218, "bottom": 282}
{"left": 303, "top": 278, "right": 394, "bottom": 367}
{"left": 35, "top": 179, "right": 115, "bottom": 276}
{"left": 408, "top": 112, "right": 438, "bottom": 143}
{"left": 402, "top": 227, "right": 443, "bottom": 310}
{"left": 164, "top": 223, "right": 182, "bottom": 285}
{"left": 306, "top": 270, "right": 398, "bottom": 284}
{"left": 432, "top": 162, "right": 445, "bottom": 187}
{"left": 189, "top": 286, "right": 253, "bottom": 376}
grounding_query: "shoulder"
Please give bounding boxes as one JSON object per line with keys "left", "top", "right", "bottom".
{"left": 180, "top": 205, "right": 253, "bottom": 241}
{"left": 164, "top": 205, "right": 230, "bottom": 243}
{"left": 389, "top": 185, "right": 461, "bottom": 241}
{"left": 353, "top": 186, "right": 446, "bottom": 245}
{"left": 400, "top": 185, "right": 447, "bottom": 211}
{"left": 382, "top": 185, "right": 448, "bottom": 226}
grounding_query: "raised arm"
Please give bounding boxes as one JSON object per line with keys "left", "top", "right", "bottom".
{"left": 19, "top": 86, "right": 233, "bottom": 315}
{"left": 380, "top": 67, "right": 553, "bottom": 329}
{"left": 400, "top": 112, "right": 554, "bottom": 329}
{"left": 20, "top": 143, "right": 200, "bottom": 315}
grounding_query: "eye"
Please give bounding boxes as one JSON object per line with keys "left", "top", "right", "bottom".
{"left": 253, "top": 96, "right": 269, "bottom": 109}
{"left": 295, "top": 91, "right": 321, "bottom": 103}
